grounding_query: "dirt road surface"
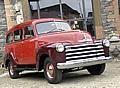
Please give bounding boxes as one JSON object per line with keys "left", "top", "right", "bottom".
{"left": 0, "top": 60, "right": 120, "bottom": 88}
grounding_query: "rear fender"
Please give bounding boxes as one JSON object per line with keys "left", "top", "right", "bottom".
{"left": 4, "top": 53, "right": 17, "bottom": 69}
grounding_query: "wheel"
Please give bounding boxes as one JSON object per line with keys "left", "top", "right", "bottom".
{"left": 44, "top": 57, "right": 62, "bottom": 84}
{"left": 8, "top": 61, "right": 19, "bottom": 79}
{"left": 87, "top": 63, "right": 105, "bottom": 75}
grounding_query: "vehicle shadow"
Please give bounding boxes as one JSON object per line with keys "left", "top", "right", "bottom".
{"left": 19, "top": 71, "right": 45, "bottom": 81}
{"left": 62, "top": 71, "right": 95, "bottom": 83}
{"left": 18, "top": 70, "right": 97, "bottom": 83}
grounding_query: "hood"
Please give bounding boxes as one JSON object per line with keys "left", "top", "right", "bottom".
{"left": 37, "top": 30, "right": 93, "bottom": 46}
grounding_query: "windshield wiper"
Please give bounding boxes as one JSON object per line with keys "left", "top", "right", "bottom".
{"left": 57, "top": 29, "right": 65, "bottom": 31}
{"left": 46, "top": 28, "right": 65, "bottom": 33}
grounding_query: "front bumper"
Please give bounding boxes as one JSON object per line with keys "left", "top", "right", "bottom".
{"left": 57, "top": 56, "right": 112, "bottom": 69}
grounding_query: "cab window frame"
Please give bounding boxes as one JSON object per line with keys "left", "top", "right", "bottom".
{"left": 14, "top": 29, "right": 23, "bottom": 42}
{"left": 23, "top": 25, "right": 34, "bottom": 40}
{"left": 6, "top": 32, "right": 13, "bottom": 44}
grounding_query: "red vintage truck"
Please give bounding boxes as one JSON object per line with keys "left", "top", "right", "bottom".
{"left": 4, "top": 18, "right": 111, "bottom": 84}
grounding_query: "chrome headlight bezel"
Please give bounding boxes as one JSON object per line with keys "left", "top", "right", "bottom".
{"left": 103, "top": 39, "right": 110, "bottom": 47}
{"left": 56, "top": 43, "right": 65, "bottom": 52}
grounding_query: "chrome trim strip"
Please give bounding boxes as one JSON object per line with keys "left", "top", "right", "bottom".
{"left": 66, "top": 53, "right": 105, "bottom": 59}
{"left": 57, "top": 57, "right": 112, "bottom": 69}
{"left": 65, "top": 46, "right": 103, "bottom": 52}
{"left": 65, "top": 43, "right": 102, "bottom": 48}
{"left": 66, "top": 49, "right": 104, "bottom": 56}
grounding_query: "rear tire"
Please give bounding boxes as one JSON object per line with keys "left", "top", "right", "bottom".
{"left": 44, "top": 57, "right": 62, "bottom": 84}
{"left": 87, "top": 63, "right": 105, "bottom": 75}
{"left": 8, "top": 61, "right": 19, "bottom": 79}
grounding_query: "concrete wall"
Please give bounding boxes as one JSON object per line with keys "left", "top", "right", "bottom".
{"left": 93, "top": 0, "right": 120, "bottom": 39}
{"left": 114, "top": 0, "right": 120, "bottom": 35}
{"left": 21, "top": 0, "right": 31, "bottom": 21}
{"left": 92, "top": 0, "right": 105, "bottom": 39}
{"left": 4, "top": 0, "right": 17, "bottom": 29}
{"left": 100, "top": 0, "right": 117, "bottom": 38}
{"left": 0, "top": 0, "right": 7, "bottom": 57}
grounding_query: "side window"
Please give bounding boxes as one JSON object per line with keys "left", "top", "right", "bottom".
{"left": 24, "top": 26, "right": 34, "bottom": 39}
{"left": 14, "top": 30, "right": 23, "bottom": 41}
{"left": 6, "top": 33, "right": 13, "bottom": 44}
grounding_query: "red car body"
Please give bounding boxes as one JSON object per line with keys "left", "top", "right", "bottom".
{"left": 4, "top": 18, "right": 112, "bottom": 84}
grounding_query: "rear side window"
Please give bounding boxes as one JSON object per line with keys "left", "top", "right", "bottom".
{"left": 6, "top": 33, "right": 13, "bottom": 44}
{"left": 14, "top": 30, "right": 23, "bottom": 41}
{"left": 24, "top": 26, "right": 34, "bottom": 39}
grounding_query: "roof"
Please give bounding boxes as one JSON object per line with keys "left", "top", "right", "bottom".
{"left": 6, "top": 18, "right": 64, "bottom": 34}
{"left": 40, "top": 4, "right": 79, "bottom": 14}
{"left": 30, "top": 0, "right": 92, "bottom": 15}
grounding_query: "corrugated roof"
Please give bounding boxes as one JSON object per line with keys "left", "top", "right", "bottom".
{"left": 30, "top": 0, "right": 92, "bottom": 15}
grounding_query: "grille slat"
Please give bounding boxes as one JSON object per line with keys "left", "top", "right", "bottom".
{"left": 66, "top": 53, "right": 105, "bottom": 60}
{"left": 66, "top": 54, "right": 105, "bottom": 61}
{"left": 65, "top": 43, "right": 105, "bottom": 61}
{"left": 66, "top": 46, "right": 103, "bottom": 52}
{"left": 65, "top": 43, "right": 102, "bottom": 48}
{"left": 66, "top": 48, "right": 103, "bottom": 53}
{"left": 66, "top": 50, "right": 104, "bottom": 57}
{"left": 66, "top": 49, "right": 103, "bottom": 56}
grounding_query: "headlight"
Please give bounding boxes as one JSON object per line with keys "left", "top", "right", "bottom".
{"left": 56, "top": 43, "right": 64, "bottom": 52}
{"left": 103, "top": 39, "right": 110, "bottom": 47}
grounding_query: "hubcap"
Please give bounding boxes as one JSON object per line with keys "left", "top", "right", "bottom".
{"left": 9, "top": 63, "right": 14, "bottom": 75}
{"left": 46, "top": 64, "right": 55, "bottom": 79}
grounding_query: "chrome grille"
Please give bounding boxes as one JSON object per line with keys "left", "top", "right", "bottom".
{"left": 65, "top": 43, "right": 105, "bottom": 61}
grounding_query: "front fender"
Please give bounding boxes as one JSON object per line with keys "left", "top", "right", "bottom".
{"left": 36, "top": 44, "right": 66, "bottom": 70}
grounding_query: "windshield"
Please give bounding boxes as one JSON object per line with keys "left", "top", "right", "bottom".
{"left": 36, "top": 21, "right": 71, "bottom": 34}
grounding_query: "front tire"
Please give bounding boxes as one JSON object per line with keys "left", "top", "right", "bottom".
{"left": 8, "top": 61, "right": 19, "bottom": 79}
{"left": 87, "top": 63, "right": 105, "bottom": 75}
{"left": 44, "top": 58, "right": 62, "bottom": 84}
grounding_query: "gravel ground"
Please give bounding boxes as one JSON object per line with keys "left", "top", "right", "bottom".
{"left": 0, "top": 60, "right": 120, "bottom": 88}
{"left": 0, "top": 68, "right": 6, "bottom": 75}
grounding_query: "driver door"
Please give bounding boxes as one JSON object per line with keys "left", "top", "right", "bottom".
{"left": 21, "top": 26, "right": 36, "bottom": 64}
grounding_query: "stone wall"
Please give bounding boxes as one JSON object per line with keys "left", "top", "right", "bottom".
{"left": 0, "top": 0, "right": 7, "bottom": 57}
{"left": 100, "top": 0, "right": 116, "bottom": 38}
